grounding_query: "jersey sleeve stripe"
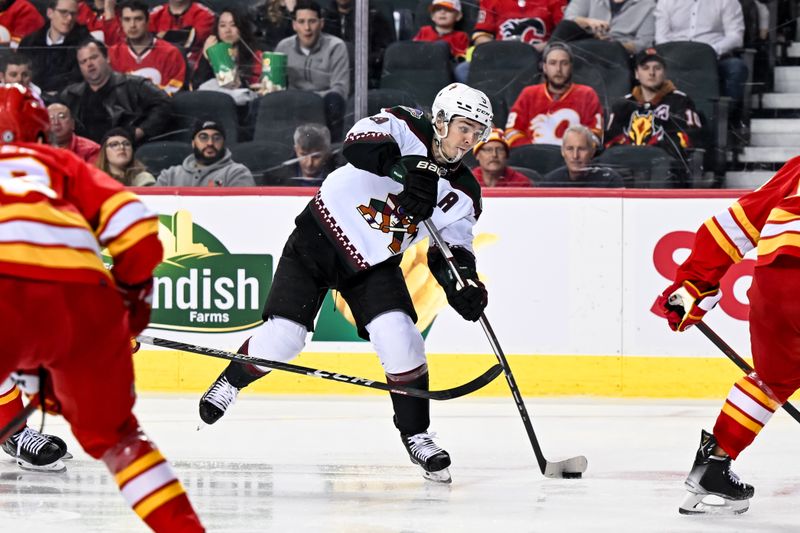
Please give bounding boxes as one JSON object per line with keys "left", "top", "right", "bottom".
{"left": 757, "top": 231, "right": 800, "bottom": 257}
{"left": 760, "top": 219, "right": 800, "bottom": 238}
{"left": 96, "top": 190, "right": 141, "bottom": 237}
{"left": 704, "top": 217, "right": 744, "bottom": 263}
{"left": 98, "top": 200, "right": 156, "bottom": 245}
{"left": 106, "top": 217, "right": 159, "bottom": 257}
{"left": 730, "top": 201, "right": 760, "bottom": 244}
{"left": 766, "top": 207, "right": 800, "bottom": 223}
{"left": 0, "top": 202, "right": 89, "bottom": 228}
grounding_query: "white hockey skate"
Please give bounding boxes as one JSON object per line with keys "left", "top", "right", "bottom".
{"left": 2, "top": 427, "right": 67, "bottom": 473}
{"left": 679, "top": 430, "right": 753, "bottom": 515}
{"left": 401, "top": 431, "right": 452, "bottom": 483}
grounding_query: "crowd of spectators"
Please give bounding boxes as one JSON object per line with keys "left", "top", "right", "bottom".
{"left": 0, "top": 0, "right": 782, "bottom": 188}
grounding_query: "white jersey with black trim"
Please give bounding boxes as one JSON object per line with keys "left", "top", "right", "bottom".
{"left": 313, "top": 107, "right": 482, "bottom": 271}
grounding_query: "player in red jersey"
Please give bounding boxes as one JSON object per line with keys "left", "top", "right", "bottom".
{"left": 0, "top": 84, "right": 204, "bottom": 532}
{"left": 0, "top": 0, "right": 44, "bottom": 48}
{"left": 504, "top": 41, "right": 603, "bottom": 146}
{"left": 654, "top": 157, "right": 800, "bottom": 515}
{"left": 472, "top": 0, "right": 565, "bottom": 48}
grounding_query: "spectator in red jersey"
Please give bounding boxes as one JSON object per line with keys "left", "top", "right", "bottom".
{"left": 77, "top": 0, "right": 124, "bottom": 44}
{"left": 0, "top": 0, "right": 44, "bottom": 48}
{"left": 505, "top": 41, "right": 603, "bottom": 147}
{"left": 472, "top": 0, "right": 565, "bottom": 49}
{"left": 414, "top": 0, "right": 469, "bottom": 62}
{"left": 59, "top": 39, "right": 170, "bottom": 143}
{"left": 193, "top": 7, "right": 263, "bottom": 98}
{"left": 48, "top": 102, "right": 100, "bottom": 162}
{"left": 148, "top": 0, "right": 215, "bottom": 68}
{"left": 471, "top": 127, "right": 533, "bottom": 187}
{"left": 19, "top": 0, "right": 91, "bottom": 95}
{"left": 109, "top": 0, "right": 186, "bottom": 95}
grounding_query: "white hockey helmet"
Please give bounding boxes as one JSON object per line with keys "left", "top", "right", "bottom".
{"left": 431, "top": 83, "right": 493, "bottom": 143}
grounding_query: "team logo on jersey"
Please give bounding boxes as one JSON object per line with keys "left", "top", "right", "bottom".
{"left": 398, "top": 106, "right": 423, "bottom": 119}
{"left": 357, "top": 193, "right": 418, "bottom": 254}
{"left": 625, "top": 110, "right": 664, "bottom": 146}
{"left": 499, "top": 17, "right": 546, "bottom": 45}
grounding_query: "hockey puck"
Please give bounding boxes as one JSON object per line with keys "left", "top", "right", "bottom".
{"left": 562, "top": 472, "right": 582, "bottom": 479}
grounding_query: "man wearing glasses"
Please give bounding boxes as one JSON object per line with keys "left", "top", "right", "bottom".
{"left": 155, "top": 119, "right": 255, "bottom": 187}
{"left": 19, "top": 0, "right": 90, "bottom": 95}
{"left": 47, "top": 103, "right": 100, "bottom": 163}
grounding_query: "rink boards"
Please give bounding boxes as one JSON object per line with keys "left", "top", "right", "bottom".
{"left": 133, "top": 187, "right": 758, "bottom": 399}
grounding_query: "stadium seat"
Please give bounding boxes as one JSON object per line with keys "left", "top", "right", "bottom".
{"left": 253, "top": 90, "right": 327, "bottom": 145}
{"left": 135, "top": 141, "right": 192, "bottom": 176}
{"left": 345, "top": 88, "right": 420, "bottom": 128}
{"left": 467, "top": 41, "right": 540, "bottom": 127}
{"left": 569, "top": 40, "right": 632, "bottom": 112}
{"left": 164, "top": 91, "right": 240, "bottom": 144}
{"left": 507, "top": 144, "right": 564, "bottom": 176}
{"left": 596, "top": 145, "right": 683, "bottom": 188}
{"left": 380, "top": 41, "right": 453, "bottom": 110}
{"left": 510, "top": 166, "right": 542, "bottom": 185}
{"left": 230, "top": 141, "right": 295, "bottom": 186}
{"left": 655, "top": 41, "right": 728, "bottom": 177}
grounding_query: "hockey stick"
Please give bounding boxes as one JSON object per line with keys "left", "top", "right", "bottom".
{"left": 696, "top": 322, "right": 800, "bottom": 424}
{"left": 138, "top": 336, "right": 502, "bottom": 401}
{"left": 422, "top": 220, "right": 588, "bottom": 478}
{"left": 0, "top": 397, "right": 39, "bottom": 445}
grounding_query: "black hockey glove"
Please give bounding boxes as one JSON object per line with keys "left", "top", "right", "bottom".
{"left": 428, "top": 245, "right": 488, "bottom": 322}
{"left": 389, "top": 155, "right": 443, "bottom": 221}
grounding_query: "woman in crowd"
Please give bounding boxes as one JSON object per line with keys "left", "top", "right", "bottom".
{"left": 251, "top": 0, "right": 295, "bottom": 51}
{"left": 96, "top": 128, "right": 155, "bottom": 186}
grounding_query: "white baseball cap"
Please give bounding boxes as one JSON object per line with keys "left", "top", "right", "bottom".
{"left": 429, "top": 0, "right": 461, "bottom": 13}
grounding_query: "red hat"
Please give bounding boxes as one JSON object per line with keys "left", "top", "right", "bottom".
{"left": 0, "top": 84, "right": 50, "bottom": 144}
{"left": 473, "top": 127, "right": 509, "bottom": 155}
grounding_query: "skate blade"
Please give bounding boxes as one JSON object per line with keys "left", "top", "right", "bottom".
{"left": 420, "top": 466, "right": 451, "bottom": 484}
{"left": 61, "top": 452, "right": 73, "bottom": 460}
{"left": 679, "top": 491, "right": 749, "bottom": 515}
{"left": 15, "top": 458, "right": 66, "bottom": 474}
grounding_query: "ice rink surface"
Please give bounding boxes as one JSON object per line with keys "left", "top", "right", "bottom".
{"left": 1, "top": 394, "right": 798, "bottom": 532}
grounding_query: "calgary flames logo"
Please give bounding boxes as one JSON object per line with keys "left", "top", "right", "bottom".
{"left": 626, "top": 110, "right": 664, "bottom": 146}
{"left": 357, "top": 193, "right": 418, "bottom": 254}
{"left": 499, "top": 17, "right": 546, "bottom": 45}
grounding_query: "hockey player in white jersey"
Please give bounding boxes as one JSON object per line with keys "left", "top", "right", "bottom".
{"left": 199, "top": 83, "right": 493, "bottom": 483}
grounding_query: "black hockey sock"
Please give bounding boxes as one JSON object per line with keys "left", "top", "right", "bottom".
{"left": 223, "top": 339, "right": 269, "bottom": 389}
{"left": 389, "top": 371, "right": 430, "bottom": 435}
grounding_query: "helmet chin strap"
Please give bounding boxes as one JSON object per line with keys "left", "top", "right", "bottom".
{"left": 433, "top": 118, "right": 463, "bottom": 164}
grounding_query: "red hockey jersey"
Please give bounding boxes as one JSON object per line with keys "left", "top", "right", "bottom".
{"left": 473, "top": 0, "right": 565, "bottom": 45}
{"left": 414, "top": 26, "right": 469, "bottom": 59}
{"left": 0, "top": 143, "right": 162, "bottom": 287}
{"left": 676, "top": 157, "right": 800, "bottom": 289}
{"left": 77, "top": 2, "right": 124, "bottom": 45}
{"left": 505, "top": 83, "right": 603, "bottom": 146}
{"left": 148, "top": 2, "right": 215, "bottom": 66}
{"left": 0, "top": 0, "right": 43, "bottom": 48}
{"left": 109, "top": 38, "right": 186, "bottom": 94}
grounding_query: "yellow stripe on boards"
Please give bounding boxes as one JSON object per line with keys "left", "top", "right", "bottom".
{"left": 131, "top": 350, "right": 794, "bottom": 399}
{"left": 721, "top": 402, "right": 762, "bottom": 434}
{"left": 133, "top": 481, "right": 185, "bottom": 519}
{"left": 115, "top": 450, "right": 165, "bottom": 486}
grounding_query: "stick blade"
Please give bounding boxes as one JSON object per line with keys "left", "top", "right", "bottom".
{"left": 543, "top": 456, "right": 588, "bottom": 479}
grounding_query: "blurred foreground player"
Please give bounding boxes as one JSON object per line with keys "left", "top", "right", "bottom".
{"left": 199, "top": 83, "right": 493, "bottom": 483}
{"left": 0, "top": 84, "right": 204, "bottom": 532}
{"left": 654, "top": 157, "right": 800, "bottom": 515}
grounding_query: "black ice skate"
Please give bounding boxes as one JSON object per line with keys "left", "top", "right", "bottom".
{"left": 46, "top": 434, "right": 73, "bottom": 460}
{"left": 2, "top": 427, "right": 66, "bottom": 473}
{"left": 198, "top": 371, "right": 240, "bottom": 425}
{"left": 679, "top": 430, "right": 754, "bottom": 515}
{"left": 401, "top": 431, "right": 452, "bottom": 483}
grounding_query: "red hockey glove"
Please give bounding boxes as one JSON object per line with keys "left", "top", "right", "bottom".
{"left": 655, "top": 280, "right": 722, "bottom": 332}
{"left": 118, "top": 279, "right": 154, "bottom": 337}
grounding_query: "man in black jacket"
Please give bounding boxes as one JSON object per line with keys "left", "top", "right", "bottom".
{"left": 18, "top": 0, "right": 90, "bottom": 96}
{"left": 58, "top": 38, "right": 171, "bottom": 143}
